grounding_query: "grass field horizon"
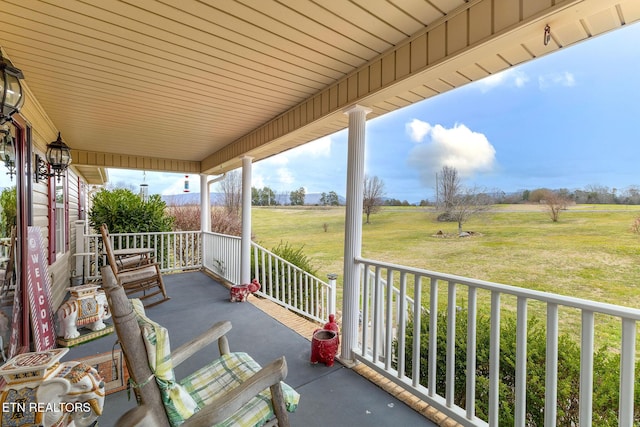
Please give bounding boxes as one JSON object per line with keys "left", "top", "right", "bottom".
{"left": 253, "top": 204, "right": 639, "bottom": 303}
{"left": 252, "top": 204, "right": 640, "bottom": 348}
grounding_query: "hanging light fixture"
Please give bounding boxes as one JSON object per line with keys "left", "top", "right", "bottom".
{"left": 36, "top": 132, "right": 72, "bottom": 182}
{"left": 0, "top": 125, "right": 16, "bottom": 180}
{"left": 139, "top": 171, "right": 149, "bottom": 202}
{"left": 0, "top": 52, "right": 25, "bottom": 125}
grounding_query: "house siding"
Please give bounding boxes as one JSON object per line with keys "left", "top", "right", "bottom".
{"left": 20, "top": 87, "right": 89, "bottom": 311}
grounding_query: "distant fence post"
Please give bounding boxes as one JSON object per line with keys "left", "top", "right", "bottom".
{"left": 327, "top": 273, "right": 338, "bottom": 318}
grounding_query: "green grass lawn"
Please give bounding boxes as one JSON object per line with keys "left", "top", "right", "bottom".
{"left": 251, "top": 204, "right": 640, "bottom": 347}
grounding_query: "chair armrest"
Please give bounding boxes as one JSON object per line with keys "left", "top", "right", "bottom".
{"left": 115, "top": 405, "right": 157, "bottom": 427}
{"left": 171, "top": 320, "right": 232, "bottom": 367}
{"left": 117, "top": 261, "right": 161, "bottom": 274}
{"left": 117, "top": 254, "right": 152, "bottom": 270}
{"left": 182, "top": 356, "right": 288, "bottom": 427}
{"left": 113, "top": 357, "right": 288, "bottom": 427}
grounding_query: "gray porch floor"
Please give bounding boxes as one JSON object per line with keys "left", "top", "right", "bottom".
{"left": 67, "top": 271, "right": 435, "bottom": 427}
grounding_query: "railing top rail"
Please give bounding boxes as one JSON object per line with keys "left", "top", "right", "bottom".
{"left": 251, "top": 241, "right": 330, "bottom": 286}
{"left": 86, "top": 230, "right": 199, "bottom": 238}
{"left": 203, "top": 231, "right": 241, "bottom": 241}
{"left": 357, "top": 256, "right": 640, "bottom": 320}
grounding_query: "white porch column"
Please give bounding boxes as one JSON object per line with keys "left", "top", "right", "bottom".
{"left": 341, "top": 104, "right": 371, "bottom": 365}
{"left": 200, "top": 174, "right": 210, "bottom": 232}
{"left": 240, "top": 156, "right": 253, "bottom": 284}
{"left": 200, "top": 173, "right": 210, "bottom": 270}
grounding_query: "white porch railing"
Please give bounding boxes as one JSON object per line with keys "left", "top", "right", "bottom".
{"left": 201, "top": 231, "right": 336, "bottom": 323}
{"left": 78, "top": 226, "right": 639, "bottom": 425}
{"left": 84, "top": 228, "right": 334, "bottom": 324}
{"left": 81, "top": 231, "right": 202, "bottom": 280}
{"left": 355, "top": 256, "right": 639, "bottom": 427}
{"left": 0, "top": 237, "right": 10, "bottom": 261}
{"left": 251, "top": 242, "right": 336, "bottom": 323}
{"left": 202, "top": 231, "right": 241, "bottom": 284}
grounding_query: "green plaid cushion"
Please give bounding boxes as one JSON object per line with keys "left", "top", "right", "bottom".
{"left": 181, "top": 352, "right": 300, "bottom": 427}
{"left": 132, "top": 299, "right": 199, "bottom": 427}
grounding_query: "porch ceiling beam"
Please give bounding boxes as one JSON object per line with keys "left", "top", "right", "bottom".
{"left": 202, "top": 0, "right": 636, "bottom": 174}
{"left": 71, "top": 149, "right": 201, "bottom": 174}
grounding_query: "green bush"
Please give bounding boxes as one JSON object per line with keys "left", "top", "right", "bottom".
{"left": 89, "top": 188, "right": 173, "bottom": 234}
{"left": 270, "top": 242, "right": 317, "bottom": 276}
{"left": 0, "top": 186, "right": 16, "bottom": 238}
{"left": 89, "top": 188, "right": 175, "bottom": 263}
{"left": 252, "top": 241, "right": 318, "bottom": 310}
{"left": 396, "top": 309, "right": 640, "bottom": 425}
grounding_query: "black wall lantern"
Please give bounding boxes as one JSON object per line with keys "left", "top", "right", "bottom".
{"left": 36, "top": 132, "right": 72, "bottom": 182}
{"left": 0, "top": 125, "right": 16, "bottom": 180}
{"left": 0, "top": 52, "right": 25, "bottom": 125}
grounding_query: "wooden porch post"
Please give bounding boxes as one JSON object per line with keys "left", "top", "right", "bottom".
{"left": 340, "top": 105, "right": 370, "bottom": 365}
{"left": 240, "top": 156, "right": 253, "bottom": 285}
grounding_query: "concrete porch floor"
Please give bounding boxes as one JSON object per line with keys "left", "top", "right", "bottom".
{"left": 67, "top": 271, "right": 439, "bottom": 426}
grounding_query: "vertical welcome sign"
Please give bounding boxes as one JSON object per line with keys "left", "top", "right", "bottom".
{"left": 27, "top": 226, "right": 56, "bottom": 351}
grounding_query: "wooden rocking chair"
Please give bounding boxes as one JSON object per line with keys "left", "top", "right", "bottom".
{"left": 100, "top": 224, "right": 170, "bottom": 307}
{"left": 100, "top": 266, "right": 299, "bottom": 427}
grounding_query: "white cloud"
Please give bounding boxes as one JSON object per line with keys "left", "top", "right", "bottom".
{"left": 406, "top": 121, "right": 496, "bottom": 187}
{"left": 253, "top": 135, "right": 333, "bottom": 191}
{"left": 251, "top": 173, "right": 265, "bottom": 189}
{"left": 476, "top": 68, "right": 576, "bottom": 92}
{"left": 476, "top": 68, "right": 530, "bottom": 92}
{"left": 287, "top": 135, "right": 332, "bottom": 158}
{"left": 276, "top": 167, "right": 294, "bottom": 186}
{"left": 538, "top": 71, "right": 576, "bottom": 89}
{"left": 514, "top": 72, "right": 529, "bottom": 88}
{"left": 406, "top": 119, "right": 432, "bottom": 142}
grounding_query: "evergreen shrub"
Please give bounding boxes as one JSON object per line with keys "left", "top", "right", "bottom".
{"left": 395, "top": 309, "right": 640, "bottom": 425}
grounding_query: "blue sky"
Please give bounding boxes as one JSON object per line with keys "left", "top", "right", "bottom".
{"left": 5, "top": 22, "right": 638, "bottom": 203}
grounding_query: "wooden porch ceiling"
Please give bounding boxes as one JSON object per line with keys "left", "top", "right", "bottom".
{"left": 0, "top": 0, "right": 638, "bottom": 182}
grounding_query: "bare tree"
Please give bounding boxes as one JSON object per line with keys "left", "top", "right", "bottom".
{"left": 210, "top": 207, "right": 243, "bottom": 235}
{"left": 166, "top": 202, "right": 200, "bottom": 231}
{"left": 435, "top": 166, "right": 492, "bottom": 233}
{"left": 363, "top": 175, "right": 385, "bottom": 224}
{"left": 436, "top": 166, "right": 461, "bottom": 214}
{"left": 218, "top": 170, "right": 242, "bottom": 216}
{"left": 447, "top": 186, "right": 492, "bottom": 233}
{"left": 542, "top": 190, "right": 571, "bottom": 222}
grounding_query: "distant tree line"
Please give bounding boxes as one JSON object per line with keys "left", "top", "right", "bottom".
{"left": 223, "top": 169, "right": 640, "bottom": 209}
{"left": 251, "top": 186, "right": 277, "bottom": 206}
{"left": 384, "top": 198, "right": 412, "bottom": 206}
{"left": 415, "top": 185, "right": 640, "bottom": 207}
{"left": 319, "top": 191, "right": 340, "bottom": 206}
{"left": 486, "top": 185, "right": 640, "bottom": 205}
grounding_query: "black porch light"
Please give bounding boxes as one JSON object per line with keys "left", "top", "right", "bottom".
{"left": 37, "top": 132, "right": 72, "bottom": 182}
{"left": 0, "top": 125, "right": 16, "bottom": 180}
{"left": 0, "top": 52, "right": 25, "bottom": 125}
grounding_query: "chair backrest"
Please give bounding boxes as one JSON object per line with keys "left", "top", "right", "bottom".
{"left": 100, "top": 265, "right": 171, "bottom": 427}
{"left": 100, "top": 224, "right": 119, "bottom": 278}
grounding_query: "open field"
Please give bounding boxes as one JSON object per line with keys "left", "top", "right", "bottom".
{"left": 252, "top": 204, "right": 640, "bottom": 347}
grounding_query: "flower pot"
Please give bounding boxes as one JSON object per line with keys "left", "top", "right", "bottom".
{"left": 310, "top": 330, "right": 339, "bottom": 367}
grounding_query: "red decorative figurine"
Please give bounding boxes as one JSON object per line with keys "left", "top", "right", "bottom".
{"left": 310, "top": 314, "right": 340, "bottom": 367}
{"left": 230, "top": 279, "right": 261, "bottom": 302}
